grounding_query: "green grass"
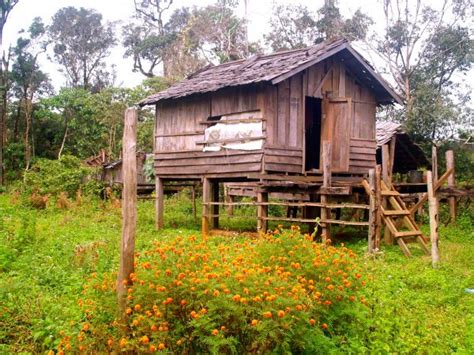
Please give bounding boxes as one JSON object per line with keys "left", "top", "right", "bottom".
{"left": 0, "top": 191, "right": 473, "bottom": 353}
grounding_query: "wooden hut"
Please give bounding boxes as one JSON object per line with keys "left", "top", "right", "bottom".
{"left": 140, "top": 38, "right": 408, "bottom": 237}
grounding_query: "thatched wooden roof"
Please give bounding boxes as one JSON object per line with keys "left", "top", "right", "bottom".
{"left": 140, "top": 38, "right": 401, "bottom": 106}
{"left": 375, "top": 121, "right": 429, "bottom": 173}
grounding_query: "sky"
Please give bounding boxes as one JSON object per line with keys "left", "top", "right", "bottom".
{"left": 3, "top": 0, "right": 472, "bottom": 92}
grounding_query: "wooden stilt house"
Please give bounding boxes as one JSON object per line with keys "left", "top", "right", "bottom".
{"left": 140, "top": 38, "right": 401, "bottom": 179}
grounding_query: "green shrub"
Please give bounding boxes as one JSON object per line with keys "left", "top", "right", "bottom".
{"left": 22, "top": 155, "right": 93, "bottom": 196}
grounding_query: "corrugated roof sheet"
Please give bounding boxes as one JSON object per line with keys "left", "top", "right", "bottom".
{"left": 140, "top": 38, "right": 400, "bottom": 106}
{"left": 376, "top": 121, "right": 402, "bottom": 147}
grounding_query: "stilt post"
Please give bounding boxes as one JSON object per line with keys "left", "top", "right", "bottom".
{"left": 155, "top": 177, "right": 164, "bottom": 229}
{"left": 431, "top": 145, "right": 438, "bottom": 184}
{"left": 211, "top": 181, "right": 219, "bottom": 229}
{"left": 202, "top": 178, "right": 211, "bottom": 238}
{"left": 117, "top": 108, "right": 138, "bottom": 316}
{"left": 427, "top": 171, "right": 440, "bottom": 267}
{"left": 375, "top": 165, "right": 383, "bottom": 250}
{"left": 382, "top": 144, "right": 391, "bottom": 185}
{"left": 257, "top": 190, "right": 268, "bottom": 233}
{"left": 368, "top": 168, "right": 376, "bottom": 253}
{"left": 321, "top": 141, "right": 332, "bottom": 242}
{"left": 446, "top": 150, "right": 456, "bottom": 223}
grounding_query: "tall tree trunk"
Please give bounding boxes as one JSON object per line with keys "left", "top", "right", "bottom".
{"left": 58, "top": 122, "right": 68, "bottom": 160}
{"left": 24, "top": 98, "right": 31, "bottom": 170}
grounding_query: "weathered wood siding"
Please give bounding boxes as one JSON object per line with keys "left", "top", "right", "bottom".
{"left": 155, "top": 87, "right": 263, "bottom": 177}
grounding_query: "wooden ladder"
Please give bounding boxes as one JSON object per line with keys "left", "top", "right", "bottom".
{"left": 380, "top": 181, "right": 430, "bottom": 257}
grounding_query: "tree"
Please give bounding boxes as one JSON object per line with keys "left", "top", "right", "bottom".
{"left": 367, "top": 0, "right": 473, "bottom": 143}
{"left": 264, "top": 1, "right": 372, "bottom": 51}
{"left": 122, "top": 0, "right": 179, "bottom": 77}
{"left": 48, "top": 7, "right": 116, "bottom": 90}
{"left": 0, "top": 0, "right": 19, "bottom": 185}
{"left": 10, "top": 17, "right": 51, "bottom": 169}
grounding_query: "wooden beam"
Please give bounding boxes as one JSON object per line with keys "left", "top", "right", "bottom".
{"left": 117, "top": 108, "right": 138, "bottom": 316}
{"left": 381, "top": 144, "right": 390, "bottom": 185}
{"left": 368, "top": 168, "right": 376, "bottom": 253}
{"left": 202, "top": 178, "right": 211, "bottom": 238}
{"left": 446, "top": 150, "right": 456, "bottom": 223}
{"left": 321, "top": 141, "right": 332, "bottom": 242}
{"left": 375, "top": 165, "right": 382, "bottom": 250}
{"left": 155, "top": 177, "right": 164, "bottom": 229}
{"left": 427, "top": 171, "right": 440, "bottom": 267}
{"left": 257, "top": 191, "right": 268, "bottom": 232}
{"left": 211, "top": 182, "right": 219, "bottom": 229}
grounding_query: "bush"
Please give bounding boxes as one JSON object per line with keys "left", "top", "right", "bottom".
{"left": 22, "top": 155, "right": 93, "bottom": 197}
{"left": 61, "top": 227, "right": 366, "bottom": 353}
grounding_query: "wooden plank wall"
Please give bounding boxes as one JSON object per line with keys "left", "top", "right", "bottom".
{"left": 155, "top": 87, "right": 263, "bottom": 177}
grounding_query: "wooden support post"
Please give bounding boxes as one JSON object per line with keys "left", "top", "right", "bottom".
{"left": 382, "top": 144, "right": 391, "bottom": 185}
{"left": 155, "top": 177, "right": 164, "bottom": 229}
{"left": 321, "top": 141, "right": 332, "bottom": 242}
{"left": 368, "top": 168, "right": 376, "bottom": 253}
{"left": 375, "top": 165, "right": 383, "bottom": 249}
{"left": 432, "top": 145, "right": 438, "bottom": 184}
{"left": 117, "top": 108, "right": 137, "bottom": 315}
{"left": 427, "top": 171, "right": 440, "bottom": 267}
{"left": 211, "top": 181, "right": 219, "bottom": 229}
{"left": 257, "top": 191, "right": 268, "bottom": 233}
{"left": 191, "top": 184, "right": 197, "bottom": 221}
{"left": 202, "top": 178, "right": 211, "bottom": 238}
{"left": 446, "top": 150, "right": 456, "bottom": 223}
{"left": 224, "top": 186, "right": 234, "bottom": 216}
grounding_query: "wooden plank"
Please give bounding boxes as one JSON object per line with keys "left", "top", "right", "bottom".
{"left": 349, "top": 160, "right": 377, "bottom": 168}
{"left": 368, "top": 169, "right": 376, "bottom": 253}
{"left": 277, "top": 80, "right": 290, "bottom": 146}
{"left": 350, "top": 153, "right": 376, "bottom": 161}
{"left": 261, "top": 216, "right": 368, "bottom": 226}
{"left": 394, "top": 230, "right": 422, "bottom": 238}
{"left": 265, "top": 148, "right": 303, "bottom": 157}
{"left": 264, "top": 163, "right": 302, "bottom": 173}
{"left": 265, "top": 155, "right": 302, "bottom": 164}
{"left": 375, "top": 165, "right": 382, "bottom": 249}
{"left": 427, "top": 171, "right": 440, "bottom": 267}
{"left": 157, "top": 162, "right": 263, "bottom": 176}
{"left": 319, "top": 186, "right": 351, "bottom": 195}
{"left": 156, "top": 177, "right": 164, "bottom": 229}
{"left": 155, "top": 150, "right": 263, "bottom": 160}
{"left": 382, "top": 144, "right": 390, "bottom": 184}
{"left": 211, "top": 182, "right": 219, "bottom": 229}
{"left": 321, "top": 141, "right": 331, "bottom": 241}
{"left": 117, "top": 108, "right": 138, "bottom": 316}
{"left": 156, "top": 153, "right": 263, "bottom": 167}
{"left": 383, "top": 210, "right": 410, "bottom": 216}
{"left": 350, "top": 146, "right": 374, "bottom": 155}
{"left": 289, "top": 75, "right": 301, "bottom": 147}
{"left": 264, "top": 144, "right": 303, "bottom": 152}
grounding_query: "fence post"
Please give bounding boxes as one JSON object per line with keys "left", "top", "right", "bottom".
{"left": 257, "top": 190, "right": 268, "bottom": 233}
{"left": 202, "top": 177, "right": 211, "bottom": 238}
{"left": 427, "top": 171, "right": 440, "bottom": 267}
{"left": 375, "top": 165, "right": 383, "bottom": 249}
{"left": 321, "top": 141, "right": 332, "bottom": 242}
{"left": 155, "top": 177, "right": 164, "bottom": 229}
{"left": 117, "top": 108, "right": 138, "bottom": 316}
{"left": 368, "top": 168, "right": 376, "bottom": 253}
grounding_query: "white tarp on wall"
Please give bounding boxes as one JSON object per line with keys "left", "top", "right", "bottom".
{"left": 203, "top": 121, "right": 263, "bottom": 152}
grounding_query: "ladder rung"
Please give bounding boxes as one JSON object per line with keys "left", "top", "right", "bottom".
{"left": 383, "top": 210, "right": 410, "bottom": 216}
{"left": 382, "top": 190, "right": 400, "bottom": 196}
{"left": 395, "top": 231, "right": 422, "bottom": 238}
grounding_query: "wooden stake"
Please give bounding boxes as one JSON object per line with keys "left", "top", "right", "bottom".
{"left": 427, "top": 171, "right": 440, "bottom": 267}
{"left": 155, "top": 177, "right": 164, "bottom": 229}
{"left": 202, "top": 178, "right": 211, "bottom": 238}
{"left": 210, "top": 181, "right": 219, "bottom": 229}
{"left": 375, "top": 165, "right": 382, "bottom": 249}
{"left": 382, "top": 144, "right": 390, "bottom": 185}
{"left": 431, "top": 145, "right": 438, "bottom": 184}
{"left": 117, "top": 108, "right": 138, "bottom": 315}
{"left": 321, "top": 141, "right": 331, "bottom": 242}
{"left": 368, "top": 168, "right": 376, "bottom": 253}
{"left": 257, "top": 191, "right": 268, "bottom": 232}
{"left": 446, "top": 150, "right": 456, "bottom": 223}
{"left": 191, "top": 185, "right": 197, "bottom": 221}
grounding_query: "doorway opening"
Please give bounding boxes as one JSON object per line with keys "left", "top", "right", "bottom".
{"left": 305, "top": 97, "right": 322, "bottom": 171}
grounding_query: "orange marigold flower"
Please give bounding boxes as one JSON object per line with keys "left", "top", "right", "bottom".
{"left": 324, "top": 300, "right": 332, "bottom": 306}
{"left": 212, "top": 329, "right": 219, "bottom": 336}
{"left": 327, "top": 284, "right": 334, "bottom": 291}
{"left": 158, "top": 343, "right": 166, "bottom": 350}
{"left": 119, "top": 338, "right": 127, "bottom": 348}
{"left": 140, "top": 335, "right": 150, "bottom": 344}
{"left": 355, "top": 273, "right": 362, "bottom": 279}
{"left": 232, "top": 294, "right": 241, "bottom": 302}
{"left": 149, "top": 344, "right": 157, "bottom": 352}
{"left": 309, "top": 319, "right": 316, "bottom": 326}
{"left": 295, "top": 304, "right": 303, "bottom": 311}
{"left": 263, "top": 311, "right": 272, "bottom": 319}
{"left": 349, "top": 295, "right": 356, "bottom": 302}
{"left": 251, "top": 319, "right": 258, "bottom": 326}
{"left": 322, "top": 323, "right": 329, "bottom": 329}
{"left": 221, "top": 326, "right": 226, "bottom": 331}
{"left": 213, "top": 290, "right": 220, "bottom": 297}
{"left": 151, "top": 324, "right": 158, "bottom": 332}
{"left": 277, "top": 310, "right": 285, "bottom": 318}
{"left": 82, "top": 323, "right": 90, "bottom": 331}
{"left": 180, "top": 300, "right": 188, "bottom": 306}
{"left": 134, "top": 304, "right": 141, "bottom": 312}
{"left": 324, "top": 277, "right": 331, "bottom": 282}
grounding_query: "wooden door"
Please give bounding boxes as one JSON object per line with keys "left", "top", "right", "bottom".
{"left": 321, "top": 98, "right": 351, "bottom": 172}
